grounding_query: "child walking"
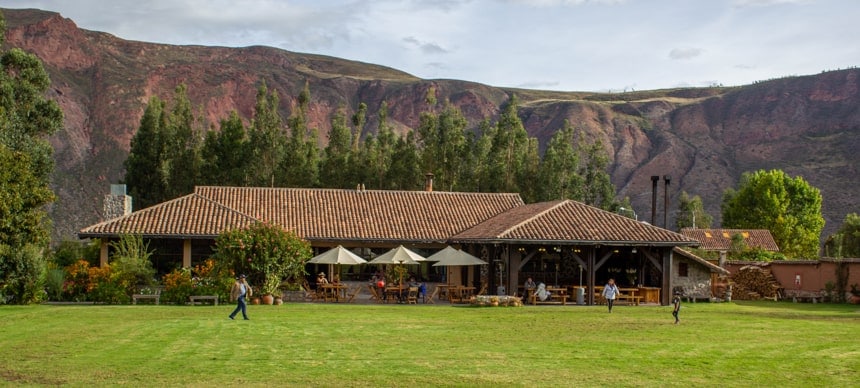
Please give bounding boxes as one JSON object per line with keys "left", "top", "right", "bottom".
{"left": 672, "top": 292, "right": 681, "bottom": 324}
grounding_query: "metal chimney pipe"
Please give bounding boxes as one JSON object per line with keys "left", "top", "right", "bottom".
{"left": 663, "top": 175, "right": 671, "bottom": 228}
{"left": 650, "top": 176, "right": 659, "bottom": 225}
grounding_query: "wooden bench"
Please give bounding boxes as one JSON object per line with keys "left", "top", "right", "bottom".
{"left": 529, "top": 294, "right": 568, "bottom": 305}
{"left": 617, "top": 295, "right": 642, "bottom": 305}
{"left": 132, "top": 294, "right": 160, "bottom": 305}
{"left": 189, "top": 295, "right": 218, "bottom": 306}
{"left": 132, "top": 287, "right": 161, "bottom": 305}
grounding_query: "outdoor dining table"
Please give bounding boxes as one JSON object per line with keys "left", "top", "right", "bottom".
{"left": 319, "top": 283, "right": 348, "bottom": 302}
{"left": 385, "top": 285, "right": 406, "bottom": 303}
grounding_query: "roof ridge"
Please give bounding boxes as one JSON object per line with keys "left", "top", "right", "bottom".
{"left": 496, "top": 200, "right": 566, "bottom": 237}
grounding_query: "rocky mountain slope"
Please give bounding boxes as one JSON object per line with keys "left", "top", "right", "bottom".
{"left": 3, "top": 8, "right": 858, "bottom": 244}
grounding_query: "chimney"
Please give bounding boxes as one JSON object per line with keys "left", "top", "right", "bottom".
{"left": 104, "top": 184, "right": 132, "bottom": 221}
{"left": 650, "top": 176, "right": 659, "bottom": 225}
{"left": 663, "top": 175, "right": 671, "bottom": 228}
{"left": 424, "top": 173, "right": 434, "bottom": 192}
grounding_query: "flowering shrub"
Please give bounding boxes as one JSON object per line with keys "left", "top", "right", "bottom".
{"left": 214, "top": 222, "right": 311, "bottom": 295}
{"left": 191, "top": 259, "right": 233, "bottom": 301}
{"left": 162, "top": 267, "right": 193, "bottom": 304}
{"left": 65, "top": 260, "right": 92, "bottom": 301}
{"left": 87, "top": 265, "right": 128, "bottom": 304}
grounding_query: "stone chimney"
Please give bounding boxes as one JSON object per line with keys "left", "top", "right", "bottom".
{"left": 104, "top": 184, "right": 132, "bottom": 221}
{"left": 424, "top": 173, "right": 434, "bottom": 192}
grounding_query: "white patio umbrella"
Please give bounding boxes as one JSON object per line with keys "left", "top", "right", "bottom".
{"left": 368, "top": 245, "right": 426, "bottom": 287}
{"left": 430, "top": 247, "right": 488, "bottom": 266}
{"left": 367, "top": 245, "right": 426, "bottom": 265}
{"left": 307, "top": 245, "right": 367, "bottom": 265}
{"left": 307, "top": 245, "right": 367, "bottom": 283}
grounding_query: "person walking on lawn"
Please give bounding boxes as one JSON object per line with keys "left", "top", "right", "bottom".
{"left": 229, "top": 274, "right": 252, "bottom": 320}
{"left": 672, "top": 292, "right": 682, "bottom": 324}
{"left": 602, "top": 278, "right": 620, "bottom": 313}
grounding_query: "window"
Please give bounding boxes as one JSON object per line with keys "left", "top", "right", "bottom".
{"left": 678, "top": 262, "right": 689, "bottom": 277}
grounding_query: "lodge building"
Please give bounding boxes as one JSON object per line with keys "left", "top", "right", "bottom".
{"left": 79, "top": 184, "right": 712, "bottom": 305}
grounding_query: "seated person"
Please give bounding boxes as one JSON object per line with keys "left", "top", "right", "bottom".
{"left": 407, "top": 276, "right": 420, "bottom": 288}
{"left": 534, "top": 283, "right": 551, "bottom": 302}
{"left": 316, "top": 272, "right": 329, "bottom": 286}
{"left": 523, "top": 277, "right": 537, "bottom": 298}
{"left": 332, "top": 274, "right": 341, "bottom": 284}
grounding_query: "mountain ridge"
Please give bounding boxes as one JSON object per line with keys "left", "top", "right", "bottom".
{"left": 3, "top": 8, "right": 858, "bottom": 246}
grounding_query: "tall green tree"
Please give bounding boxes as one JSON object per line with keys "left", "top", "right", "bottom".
{"left": 675, "top": 191, "right": 714, "bottom": 230}
{"left": 200, "top": 111, "right": 249, "bottom": 186}
{"left": 722, "top": 169, "right": 824, "bottom": 259}
{"left": 247, "top": 82, "right": 285, "bottom": 187}
{"left": 536, "top": 120, "right": 583, "bottom": 201}
{"left": 0, "top": 12, "right": 63, "bottom": 303}
{"left": 125, "top": 97, "right": 169, "bottom": 209}
{"left": 486, "top": 95, "right": 530, "bottom": 193}
{"left": 162, "top": 84, "right": 203, "bottom": 198}
{"left": 416, "top": 101, "right": 467, "bottom": 191}
{"left": 578, "top": 137, "right": 616, "bottom": 210}
{"left": 824, "top": 213, "right": 860, "bottom": 258}
{"left": 319, "top": 107, "right": 353, "bottom": 188}
{"left": 386, "top": 132, "right": 422, "bottom": 190}
{"left": 362, "top": 101, "right": 400, "bottom": 189}
{"left": 460, "top": 119, "right": 494, "bottom": 192}
{"left": 280, "top": 81, "right": 319, "bottom": 187}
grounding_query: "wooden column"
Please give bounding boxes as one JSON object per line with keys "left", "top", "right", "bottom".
{"left": 183, "top": 239, "right": 192, "bottom": 268}
{"left": 661, "top": 248, "right": 672, "bottom": 306}
{"left": 587, "top": 246, "right": 596, "bottom": 305}
{"left": 100, "top": 240, "right": 109, "bottom": 267}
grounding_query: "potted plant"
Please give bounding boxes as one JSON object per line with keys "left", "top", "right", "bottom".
{"left": 260, "top": 276, "right": 281, "bottom": 305}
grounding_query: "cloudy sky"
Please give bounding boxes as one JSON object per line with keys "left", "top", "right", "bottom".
{"left": 3, "top": 0, "right": 858, "bottom": 91}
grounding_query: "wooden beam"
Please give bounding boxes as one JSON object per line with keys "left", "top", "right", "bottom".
{"left": 642, "top": 250, "right": 663, "bottom": 273}
{"left": 594, "top": 251, "right": 614, "bottom": 271}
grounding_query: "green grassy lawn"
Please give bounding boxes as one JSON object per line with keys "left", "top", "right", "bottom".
{"left": 1, "top": 301, "right": 857, "bottom": 387}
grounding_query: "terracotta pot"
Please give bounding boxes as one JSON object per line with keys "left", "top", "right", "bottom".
{"left": 251, "top": 297, "right": 261, "bottom": 305}
{"left": 274, "top": 297, "right": 283, "bottom": 305}
{"left": 261, "top": 294, "right": 274, "bottom": 305}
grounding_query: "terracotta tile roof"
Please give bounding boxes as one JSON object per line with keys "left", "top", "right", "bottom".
{"left": 674, "top": 247, "right": 730, "bottom": 275}
{"left": 80, "top": 186, "right": 524, "bottom": 243}
{"left": 680, "top": 228, "right": 780, "bottom": 251}
{"left": 79, "top": 193, "right": 258, "bottom": 238}
{"left": 453, "top": 200, "right": 700, "bottom": 246}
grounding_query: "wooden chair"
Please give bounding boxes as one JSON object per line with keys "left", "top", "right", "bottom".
{"left": 406, "top": 287, "right": 419, "bottom": 304}
{"left": 425, "top": 286, "right": 441, "bottom": 304}
{"left": 302, "top": 281, "right": 322, "bottom": 302}
{"left": 448, "top": 286, "right": 462, "bottom": 304}
{"left": 367, "top": 285, "right": 383, "bottom": 303}
{"left": 345, "top": 285, "right": 361, "bottom": 303}
{"left": 477, "top": 283, "right": 488, "bottom": 296}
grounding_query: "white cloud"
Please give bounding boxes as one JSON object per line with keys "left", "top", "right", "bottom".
{"left": 669, "top": 48, "right": 704, "bottom": 61}
{"left": 3, "top": 0, "right": 858, "bottom": 91}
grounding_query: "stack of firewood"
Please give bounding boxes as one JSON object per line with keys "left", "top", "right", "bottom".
{"left": 729, "top": 265, "right": 783, "bottom": 300}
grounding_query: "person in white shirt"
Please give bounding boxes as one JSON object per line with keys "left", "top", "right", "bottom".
{"left": 229, "top": 274, "right": 252, "bottom": 320}
{"left": 601, "top": 278, "right": 620, "bottom": 313}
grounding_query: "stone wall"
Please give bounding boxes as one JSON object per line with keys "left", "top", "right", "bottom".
{"left": 103, "top": 194, "right": 132, "bottom": 221}
{"left": 671, "top": 257, "right": 713, "bottom": 299}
